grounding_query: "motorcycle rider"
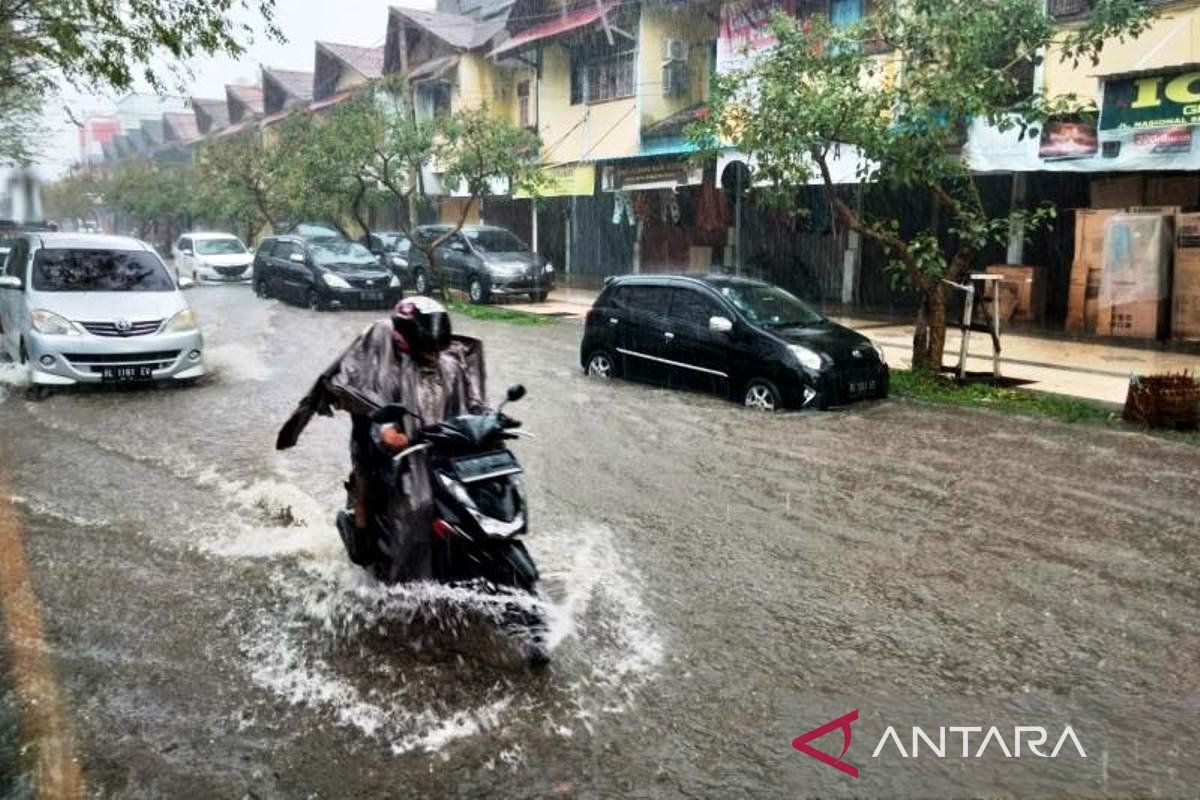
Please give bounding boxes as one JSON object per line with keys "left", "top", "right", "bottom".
{"left": 276, "top": 296, "right": 490, "bottom": 583}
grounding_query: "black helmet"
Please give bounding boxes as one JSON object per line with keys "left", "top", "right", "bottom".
{"left": 392, "top": 295, "right": 451, "bottom": 353}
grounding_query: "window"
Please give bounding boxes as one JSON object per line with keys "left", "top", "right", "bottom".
{"left": 628, "top": 285, "right": 672, "bottom": 317}
{"left": 418, "top": 83, "right": 451, "bottom": 117}
{"left": 830, "top": 0, "right": 863, "bottom": 27}
{"left": 571, "top": 46, "right": 636, "bottom": 104}
{"left": 195, "top": 238, "right": 246, "bottom": 256}
{"left": 176, "top": 236, "right": 190, "bottom": 253}
{"left": 464, "top": 228, "right": 526, "bottom": 253}
{"left": 310, "top": 241, "right": 378, "bottom": 266}
{"left": 517, "top": 80, "right": 532, "bottom": 128}
{"left": 716, "top": 284, "right": 824, "bottom": 327}
{"left": 671, "top": 288, "right": 723, "bottom": 328}
{"left": 275, "top": 241, "right": 303, "bottom": 261}
{"left": 1049, "top": 0, "right": 1091, "bottom": 17}
{"left": 32, "top": 249, "right": 175, "bottom": 292}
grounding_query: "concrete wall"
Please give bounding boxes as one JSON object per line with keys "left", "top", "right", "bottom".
{"left": 537, "top": 43, "right": 639, "bottom": 163}
{"left": 638, "top": 6, "right": 716, "bottom": 129}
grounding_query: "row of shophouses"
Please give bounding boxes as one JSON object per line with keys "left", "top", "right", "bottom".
{"left": 91, "top": 0, "right": 1200, "bottom": 340}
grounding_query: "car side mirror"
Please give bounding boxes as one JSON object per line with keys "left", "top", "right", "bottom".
{"left": 709, "top": 315, "right": 733, "bottom": 333}
{"left": 0, "top": 275, "right": 21, "bottom": 290}
{"left": 289, "top": 253, "right": 306, "bottom": 264}
{"left": 450, "top": 241, "right": 467, "bottom": 253}
{"left": 178, "top": 276, "right": 195, "bottom": 289}
{"left": 181, "top": 248, "right": 193, "bottom": 256}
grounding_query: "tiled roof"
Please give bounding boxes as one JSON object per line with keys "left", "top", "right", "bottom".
{"left": 162, "top": 111, "right": 200, "bottom": 142}
{"left": 226, "top": 84, "right": 265, "bottom": 114}
{"left": 191, "top": 98, "right": 230, "bottom": 132}
{"left": 318, "top": 42, "right": 386, "bottom": 79}
{"left": 389, "top": 6, "right": 504, "bottom": 50}
{"left": 264, "top": 68, "right": 314, "bottom": 102}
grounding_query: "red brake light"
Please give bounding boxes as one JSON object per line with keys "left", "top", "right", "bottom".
{"left": 432, "top": 519, "right": 454, "bottom": 539}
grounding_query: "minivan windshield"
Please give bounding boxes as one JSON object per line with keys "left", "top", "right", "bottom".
{"left": 465, "top": 228, "right": 526, "bottom": 253}
{"left": 31, "top": 249, "right": 176, "bottom": 292}
{"left": 311, "top": 241, "right": 378, "bottom": 267}
{"left": 195, "top": 238, "right": 247, "bottom": 256}
{"left": 716, "top": 284, "right": 824, "bottom": 328}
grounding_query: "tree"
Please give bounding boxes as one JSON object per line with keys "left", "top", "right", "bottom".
{"left": 42, "top": 169, "right": 102, "bottom": 223}
{"left": 695, "top": 0, "right": 1152, "bottom": 370}
{"left": 196, "top": 126, "right": 293, "bottom": 236}
{"left": 105, "top": 159, "right": 191, "bottom": 245}
{"left": 0, "top": 0, "right": 282, "bottom": 164}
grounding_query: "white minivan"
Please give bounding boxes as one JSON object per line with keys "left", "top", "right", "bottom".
{"left": 0, "top": 233, "right": 204, "bottom": 389}
{"left": 173, "top": 232, "right": 254, "bottom": 283}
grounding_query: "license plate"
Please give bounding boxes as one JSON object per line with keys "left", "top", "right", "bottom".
{"left": 100, "top": 365, "right": 154, "bottom": 382}
{"left": 847, "top": 379, "right": 877, "bottom": 397}
{"left": 361, "top": 291, "right": 384, "bottom": 301}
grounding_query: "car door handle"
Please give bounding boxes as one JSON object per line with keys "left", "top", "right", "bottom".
{"left": 664, "top": 332, "right": 675, "bottom": 341}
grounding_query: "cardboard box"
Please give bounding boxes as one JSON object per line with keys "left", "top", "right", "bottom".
{"left": 1091, "top": 175, "right": 1145, "bottom": 209}
{"left": 984, "top": 265, "right": 1045, "bottom": 322}
{"left": 1084, "top": 267, "right": 1102, "bottom": 333}
{"left": 1097, "top": 213, "right": 1173, "bottom": 339}
{"left": 1146, "top": 176, "right": 1200, "bottom": 210}
{"left": 1173, "top": 212, "right": 1200, "bottom": 339}
{"left": 1067, "top": 209, "right": 1119, "bottom": 332}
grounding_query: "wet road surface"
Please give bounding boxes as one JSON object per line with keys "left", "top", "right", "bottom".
{"left": 1, "top": 285, "right": 1198, "bottom": 797}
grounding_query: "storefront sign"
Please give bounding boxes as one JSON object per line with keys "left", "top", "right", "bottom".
{"left": 717, "top": 0, "right": 796, "bottom": 73}
{"left": 1100, "top": 70, "right": 1200, "bottom": 131}
{"left": 514, "top": 163, "right": 595, "bottom": 198}
{"left": 601, "top": 160, "right": 703, "bottom": 191}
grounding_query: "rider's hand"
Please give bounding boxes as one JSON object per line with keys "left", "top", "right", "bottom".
{"left": 380, "top": 424, "right": 410, "bottom": 451}
{"left": 498, "top": 412, "right": 521, "bottom": 429}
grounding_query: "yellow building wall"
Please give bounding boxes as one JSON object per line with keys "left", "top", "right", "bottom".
{"left": 536, "top": 43, "right": 639, "bottom": 164}
{"left": 638, "top": 7, "right": 717, "bottom": 128}
{"left": 1043, "top": 3, "right": 1200, "bottom": 105}
{"left": 334, "top": 68, "right": 366, "bottom": 95}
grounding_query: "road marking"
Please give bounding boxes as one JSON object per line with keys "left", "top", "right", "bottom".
{"left": 0, "top": 473, "right": 86, "bottom": 799}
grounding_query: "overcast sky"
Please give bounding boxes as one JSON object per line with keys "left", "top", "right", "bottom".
{"left": 38, "top": 0, "right": 434, "bottom": 179}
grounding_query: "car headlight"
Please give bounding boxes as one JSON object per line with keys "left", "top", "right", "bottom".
{"left": 163, "top": 309, "right": 199, "bottom": 333}
{"left": 543, "top": 262, "right": 554, "bottom": 274}
{"left": 30, "top": 309, "right": 83, "bottom": 336}
{"left": 391, "top": 255, "right": 405, "bottom": 267}
{"left": 389, "top": 274, "right": 401, "bottom": 288}
{"left": 322, "top": 272, "right": 351, "bottom": 289}
{"left": 788, "top": 344, "right": 824, "bottom": 372}
{"left": 870, "top": 339, "right": 888, "bottom": 365}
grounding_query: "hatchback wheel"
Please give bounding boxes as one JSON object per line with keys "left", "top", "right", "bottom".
{"left": 586, "top": 351, "right": 615, "bottom": 378}
{"left": 468, "top": 275, "right": 488, "bottom": 305}
{"left": 744, "top": 379, "right": 781, "bottom": 412}
{"left": 413, "top": 269, "right": 428, "bottom": 296}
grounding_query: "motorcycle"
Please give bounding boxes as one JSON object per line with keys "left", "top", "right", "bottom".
{"left": 336, "top": 384, "right": 550, "bottom": 666}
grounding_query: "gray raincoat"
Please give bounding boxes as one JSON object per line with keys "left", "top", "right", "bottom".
{"left": 277, "top": 321, "right": 488, "bottom": 581}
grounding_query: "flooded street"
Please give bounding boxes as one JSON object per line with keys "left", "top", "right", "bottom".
{"left": 1, "top": 285, "right": 1198, "bottom": 797}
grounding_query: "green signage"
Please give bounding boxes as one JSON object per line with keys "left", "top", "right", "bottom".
{"left": 1101, "top": 70, "right": 1200, "bottom": 131}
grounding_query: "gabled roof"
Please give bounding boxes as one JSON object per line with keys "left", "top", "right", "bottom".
{"left": 389, "top": 6, "right": 505, "bottom": 50}
{"left": 226, "top": 84, "right": 265, "bottom": 121}
{"left": 191, "top": 98, "right": 230, "bottom": 133}
{"left": 263, "top": 67, "right": 315, "bottom": 103}
{"left": 162, "top": 111, "right": 200, "bottom": 142}
{"left": 318, "top": 41, "right": 386, "bottom": 79}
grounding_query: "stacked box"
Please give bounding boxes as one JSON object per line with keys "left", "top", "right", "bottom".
{"left": 984, "top": 265, "right": 1045, "bottom": 322}
{"left": 1097, "top": 213, "right": 1173, "bottom": 339}
{"left": 1068, "top": 209, "right": 1118, "bottom": 332}
{"left": 1174, "top": 213, "right": 1200, "bottom": 340}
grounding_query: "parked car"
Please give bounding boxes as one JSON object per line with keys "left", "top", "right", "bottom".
{"left": 0, "top": 233, "right": 204, "bottom": 389}
{"left": 252, "top": 235, "right": 401, "bottom": 310}
{"left": 580, "top": 274, "right": 889, "bottom": 411}
{"left": 412, "top": 224, "right": 554, "bottom": 304}
{"left": 364, "top": 231, "right": 432, "bottom": 294}
{"left": 276, "top": 222, "right": 345, "bottom": 240}
{"left": 172, "top": 232, "right": 254, "bottom": 283}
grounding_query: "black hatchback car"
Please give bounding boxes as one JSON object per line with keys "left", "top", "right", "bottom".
{"left": 580, "top": 275, "right": 889, "bottom": 410}
{"left": 252, "top": 235, "right": 402, "bottom": 310}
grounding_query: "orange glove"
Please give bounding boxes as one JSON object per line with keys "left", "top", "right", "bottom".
{"left": 380, "top": 425, "right": 410, "bottom": 451}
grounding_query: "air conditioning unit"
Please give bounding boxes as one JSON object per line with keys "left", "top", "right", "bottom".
{"left": 662, "top": 62, "right": 690, "bottom": 98}
{"left": 662, "top": 38, "right": 689, "bottom": 63}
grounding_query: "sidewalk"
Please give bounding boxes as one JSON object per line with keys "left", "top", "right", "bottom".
{"left": 502, "top": 288, "right": 1200, "bottom": 407}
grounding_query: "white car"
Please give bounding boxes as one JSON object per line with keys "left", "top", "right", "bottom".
{"left": 173, "top": 232, "right": 254, "bottom": 283}
{"left": 0, "top": 233, "right": 204, "bottom": 389}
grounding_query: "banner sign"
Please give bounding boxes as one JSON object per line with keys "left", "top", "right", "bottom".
{"left": 601, "top": 160, "right": 703, "bottom": 191}
{"left": 1038, "top": 120, "right": 1099, "bottom": 160}
{"left": 515, "top": 163, "right": 595, "bottom": 198}
{"left": 1100, "top": 70, "right": 1200, "bottom": 131}
{"left": 717, "top": 0, "right": 796, "bottom": 74}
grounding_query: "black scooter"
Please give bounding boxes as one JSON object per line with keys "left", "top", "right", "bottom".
{"left": 339, "top": 385, "right": 549, "bottom": 665}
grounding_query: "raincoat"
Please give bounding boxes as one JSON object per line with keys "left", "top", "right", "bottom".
{"left": 276, "top": 321, "right": 488, "bottom": 581}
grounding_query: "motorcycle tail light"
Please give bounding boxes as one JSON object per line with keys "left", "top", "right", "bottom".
{"left": 432, "top": 519, "right": 455, "bottom": 540}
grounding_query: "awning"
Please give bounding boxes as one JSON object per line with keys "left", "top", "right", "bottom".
{"left": 489, "top": 4, "right": 610, "bottom": 59}
{"left": 408, "top": 55, "right": 460, "bottom": 83}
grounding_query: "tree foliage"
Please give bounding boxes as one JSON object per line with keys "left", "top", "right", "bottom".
{"left": 694, "top": 0, "right": 1151, "bottom": 369}
{"left": 41, "top": 169, "right": 102, "bottom": 221}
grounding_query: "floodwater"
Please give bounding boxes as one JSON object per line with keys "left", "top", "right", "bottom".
{"left": 0, "top": 286, "right": 1197, "bottom": 798}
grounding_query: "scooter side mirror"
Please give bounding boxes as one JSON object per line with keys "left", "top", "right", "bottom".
{"left": 506, "top": 384, "right": 526, "bottom": 403}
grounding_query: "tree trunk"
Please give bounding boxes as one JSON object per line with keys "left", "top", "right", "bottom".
{"left": 912, "top": 283, "right": 949, "bottom": 372}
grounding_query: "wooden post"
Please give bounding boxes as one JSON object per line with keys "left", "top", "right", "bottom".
{"left": 958, "top": 283, "right": 974, "bottom": 382}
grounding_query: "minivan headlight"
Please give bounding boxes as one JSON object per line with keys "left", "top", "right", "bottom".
{"left": 163, "top": 309, "right": 199, "bottom": 333}
{"left": 871, "top": 339, "right": 888, "bottom": 365}
{"left": 788, "top": 344, "right": 824, "bottom": 372}
{"left": 543, "top": 262, "right": 555, "bottom": 274}
{"left": 30, "top": 309, "right": 83, "bottom": 336}
{"left": 323, "top": 272, "right": 351, "bottom": 289}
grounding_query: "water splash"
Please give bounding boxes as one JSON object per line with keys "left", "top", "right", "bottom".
{"left": 0, "top": 363, "right": 29, "bottom": 403}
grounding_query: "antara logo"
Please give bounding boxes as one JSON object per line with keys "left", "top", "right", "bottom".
{"left": 793, "top": 710, "right": 1087, "bottom": 779}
